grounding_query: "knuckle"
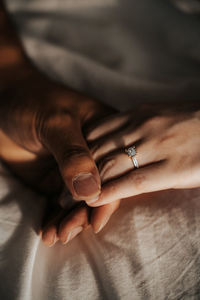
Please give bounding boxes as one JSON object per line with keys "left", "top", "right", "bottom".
{"left": 61, "top": 146, "right": 92, "bottom": 179}
{"left": 62, "top": 145, "right": 89, "bottom": 163}
{"left": 38, "top": 109, "right": 73, "bottom": 140}
{"left": 74, "top": 207, "right": 89, "bottom": 227}
{"left": 144, "top": 116, "right": 166, "bottom": 130}
{"left": 60, "top": 146, "right": 93, "bottom": 182}
{"left": 158, "top": 133, "right": 175, "bottom": 146}
{"left": 131, "top": 172, "right": 146, "bottom": 191}
{"left": 45, "top": 109, "right": 73, "bottom": 128}
{"left": 107, "top": 181, "right": 118, "bottom": 195}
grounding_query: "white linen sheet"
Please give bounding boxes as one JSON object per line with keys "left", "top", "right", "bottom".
{"left": 1, "top": 162, "right": 200, "bottom": 300}
{"left": 1, "top": 0, "right": 200, "bottom": 299}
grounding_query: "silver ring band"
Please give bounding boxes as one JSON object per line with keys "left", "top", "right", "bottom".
{"left": 131, "top": 156, "right": 139, "bottom": 168}
{"left": 125, "top": 146, "right": 139, "bottom": 169}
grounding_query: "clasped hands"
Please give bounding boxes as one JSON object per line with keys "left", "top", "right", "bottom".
{"left": 1, "top": 2, "right": 199, "bottom": 248}
{"left": 42, "top": 101, "right": 200, "bottom": 247}
{"left": 0, "top": 72, "right": 200, "bottom": 247}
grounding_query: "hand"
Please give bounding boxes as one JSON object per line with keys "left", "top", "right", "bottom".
{"left": 85, "top": 103, "right": 200, "bottom": 207}
{"left": 40, "top": 105, "right": 155, "bottom": 243}
{"left": 0, "top": 72, "right": 112, "bottom": 199}
{"left": 0, "top": 72, "right": 122, "bottom": 246}
{"left": 0, "top": 2, "right": 109, "bottom": 199}
{"left": 0, "top": 3, "right": 118, "bottom": 246}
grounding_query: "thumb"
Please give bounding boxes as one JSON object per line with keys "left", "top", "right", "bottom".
{"left": 39, "top": 112, "right": 101, "bottom": 201}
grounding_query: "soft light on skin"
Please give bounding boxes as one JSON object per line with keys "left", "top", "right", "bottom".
{"left": 0, "top": 46, "right": 23, "bottom": 67}
{"left": 0, "top": 130, "right": 36, "bottom": 162}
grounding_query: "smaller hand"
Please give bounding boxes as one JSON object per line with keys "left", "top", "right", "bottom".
{"left": 86, "top": 104, "right": 200, "bottom": 207}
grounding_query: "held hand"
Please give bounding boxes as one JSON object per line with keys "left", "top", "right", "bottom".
{"left": 86, "top": 104, "right": 200, "bottom": 207}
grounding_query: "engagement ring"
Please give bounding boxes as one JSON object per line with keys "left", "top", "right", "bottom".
{"left": 125, "top": 146, "right": 139, "bottom": 168}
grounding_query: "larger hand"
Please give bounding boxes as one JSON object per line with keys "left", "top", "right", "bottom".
{"left": 0, "top": 2, "right": 112, "bottom": 200}
{"left": 0, "top": 2, "right": 118, "bottom": 246}
{"left": 0, "top": 73, "right": 112, "bottom": 200}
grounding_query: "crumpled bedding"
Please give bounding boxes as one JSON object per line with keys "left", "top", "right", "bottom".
{"left": 1, "top": 162, "right": 200, "bottom": 300}
{"left": 1, "top": 0, "right": 200, "bottom": 299}
{"left": 5, "top": 0, "right": 200, "bottom": 110}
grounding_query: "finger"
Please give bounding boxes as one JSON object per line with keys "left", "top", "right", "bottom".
{"left": 90, "top": 124, "right": 142, "bottom": 162}
{"left": 42, "top": 208, "right": 64, "bottom": 247}
{"left": 58, "top": 204, "right": 90, "bottom": 244}
{"left": 90, "top": 200, "right": 121, "bottom": 233}
{"left": 38, "top": 112, "right": 101, "bottom": 201}
{"left": 86, "top": 161, "right": 173, "bottom": 206}
{"left": 89, "top": 114, "right": 173, "bottom": 162}
{"left": 87, "top": 113, "right": 130, "bottom": 142}
{"left": 41, "top": 199, "right": 85, "bottom": 247}
{"left": 41, "top": 225, "right": 59, "bottom": 247}
{"left": 98, "top": 140, "right": 164, "bottom": 183}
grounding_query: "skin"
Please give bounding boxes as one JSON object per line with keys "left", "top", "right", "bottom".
{"left": 0, "top": 2, "right": 119, "bottom": 246}
{"left": 48, "top": 103, "right": 200, "bottom": 246}
{"left": 87, "top": 103, "right": 200, "bottom": 206}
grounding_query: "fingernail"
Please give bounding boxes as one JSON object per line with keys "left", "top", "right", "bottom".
{"left": 49, "top": 234, "right": 57, "bottom": 247}
{"left": 73, "top": 173, "right": 100, "bottom": 198}
{"left": 94, "top": 218, "right": 109, "bottom": 234}
{"left": 63, "top": 226, "right": 83, "bottom": 244}
{"left": 86, "top": 196, "right": 99, "bottom": 205}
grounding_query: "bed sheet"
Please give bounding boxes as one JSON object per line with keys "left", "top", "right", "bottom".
{"left": 5, "top": 0, "right": 200, "bottom": 110}
{"left": 0, "top": 162, "right": 200, "bottom": 300}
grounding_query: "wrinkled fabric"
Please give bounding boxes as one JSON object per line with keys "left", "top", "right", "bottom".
{"left": 0, "top": 163, "right": 200, "bottom": 300}
{"left": 5, "top": 0, "right": 200, "bottom": 110}
{"left": 1, "top": 0, "right": 200, "bottom": 299}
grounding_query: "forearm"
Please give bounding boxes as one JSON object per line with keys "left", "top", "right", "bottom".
{"left": 0, "top": 1, "right": 34, "bottom": 89}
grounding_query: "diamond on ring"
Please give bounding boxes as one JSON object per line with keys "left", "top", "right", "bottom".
{"left": 126, "top": 146, "right": 137, "bottom": 157}
{"left": 125, "top": 146, "right": 139, "bottom": 168}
